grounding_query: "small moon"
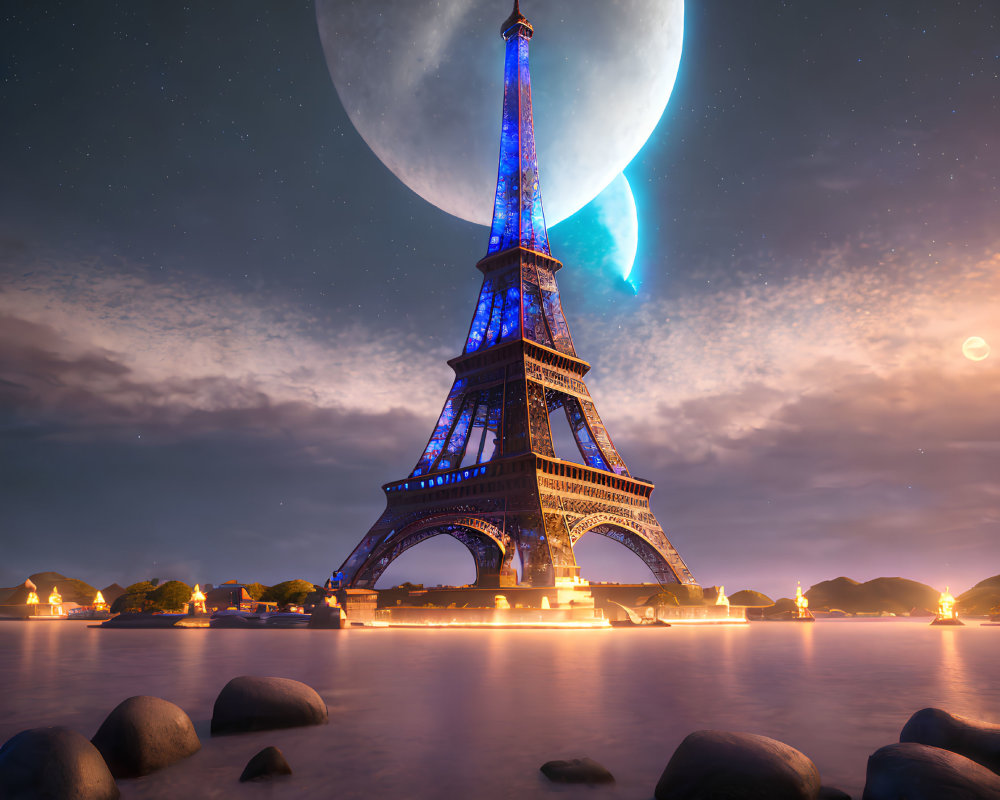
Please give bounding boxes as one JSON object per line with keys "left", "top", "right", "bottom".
{"left": 962, "top": 336, "right": 991, "bottom": 361}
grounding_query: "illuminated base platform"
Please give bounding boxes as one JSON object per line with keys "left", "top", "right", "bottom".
{"left": 174, "top": 617, "right": 211, "bottom": 628}
{"left": 650, "top": 606, "right": 748, "bottom": 625}
{"left": 384, "top": 605, "right": 610, "bottom": 629}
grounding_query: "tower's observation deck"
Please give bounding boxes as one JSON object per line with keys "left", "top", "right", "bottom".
{"left": 335, "top": 2, "right": 697, "bottom": 590}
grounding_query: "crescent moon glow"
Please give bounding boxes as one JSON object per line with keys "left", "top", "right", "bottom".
{"left": 962, "top": 336, "right": 991, "bottom": 361}
{"left": 588, "top": 173, "right": 639, "bottom": 286}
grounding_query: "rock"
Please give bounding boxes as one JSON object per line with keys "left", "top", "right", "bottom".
{"left": 540, "top": 757, "right": 615, "bottom": 784}
{"left": 900, "top": 707, "right": 1000, "bottom": 774}
{"left": 91, "top": 695, "right": 200, "bottom": 778}
{"left": 211, "top": 676, "right": 328, "bottom": 735}
{"left": 0, "top": 726, "right": 120, "bottom": 800}
{"left": 239, "top": 746, "right": 293, "bottom": 782}
{"left": 655, "top": 730, "right": 821, "bottom": 800}
{"left": 863, "top": 742, "right": 1000, "bottom": 799}
{"left": 819, "top": 786, "right": 853, "bottom": 799}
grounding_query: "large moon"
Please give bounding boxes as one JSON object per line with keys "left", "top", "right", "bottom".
{"left": 316, "top": 0, "right": 684, "bottom": 226}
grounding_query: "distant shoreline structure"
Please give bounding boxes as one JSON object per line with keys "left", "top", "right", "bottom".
{"left": 2, "top": 571, "right": 998, "bottom": 626}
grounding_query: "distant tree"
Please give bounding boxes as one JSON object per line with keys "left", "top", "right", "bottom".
{"left": 150, "top": 578, "right": 160, "bottom": 587}
{"left": 147, "top": 580, "right": 192, "bottom": 612}
{"left": 244, "top": 582, "right": 268, "bottom": 601}
{"left": 641, "top": 591, "right": 680, "bottom": 607}
{"left": 261, "top": 580, "right": 316, "bottom": 608}
{"left": 394, "top": 582, "right": 424, "bottom": 591}
{"left": 113, "top": 581, "right": 157, "bottom": 613}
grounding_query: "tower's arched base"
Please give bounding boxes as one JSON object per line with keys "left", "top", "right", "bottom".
{"left": 337, "top": 453, "right": 696, "bottom": 591}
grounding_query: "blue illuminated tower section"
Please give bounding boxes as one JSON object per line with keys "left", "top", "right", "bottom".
{"left": 335, "top": 2, "right": 697, "bottom": 592}
{"left": 488, "top": 1, "right": 549, "bottom": 256}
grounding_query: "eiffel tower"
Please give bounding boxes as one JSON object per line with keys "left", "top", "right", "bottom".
{"left": 336, "top": 1, "right": 697, "bottom": 591}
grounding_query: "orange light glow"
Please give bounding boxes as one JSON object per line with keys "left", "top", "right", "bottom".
{"left": 795, "top": 582, "right": 810, "bottom": 619}
{"left": 188, "top": 584, "right": 207, "bottom": 615}
{"left": 938, "top": 587, "right": 957, "bottom": 620}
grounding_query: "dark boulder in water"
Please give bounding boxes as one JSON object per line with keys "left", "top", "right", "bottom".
{"left": 540, "top": 757, "right": 615, "bottom": 784}
{"left": 240, "top": 746, "right": 293, "bottom": 782}
{"left": 0, "top": 726, "right": 119, "bottom": 800}
{"left": 655, "top": 730, "right": 821, "bottom": 799}
{"left": 863, "top": 742, "right": 1000, "bottom": 799}
{"left": 900, "top": 707, "right": 1000, "bottom": 774}
{"left": 91, "top": 695, "right": 200, "bottom": 778}
{"left": 211, "top": 676, "right": 328, "bottom": 735}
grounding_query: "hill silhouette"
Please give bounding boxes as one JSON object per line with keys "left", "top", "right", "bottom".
{"left": 2, "top": 572, "right": 98, "bottom": 606}
{"left": 729, "top": 589, "right": 774, "bottom": 607}
{"left": 805, "top": 576, "right": 938, "bottom": 615}
{"left": 101, "top": 583, "right": 127, "bottom": 603}
{"left": 957, "top": 574, "right": 1000, "bottom": 615}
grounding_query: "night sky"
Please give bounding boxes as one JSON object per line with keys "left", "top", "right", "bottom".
{"left": 2, "top": 1, "right": 998, "bottom": 598}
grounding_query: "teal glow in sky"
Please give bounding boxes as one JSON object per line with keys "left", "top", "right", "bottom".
{"left": 550, "top": 172, "right": 641, "bottom": 291}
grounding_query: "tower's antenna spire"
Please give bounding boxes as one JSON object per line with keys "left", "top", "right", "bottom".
{"left": 491, "top": 0, "right": 545, "bottom": 254}
{"left": 501, "top": 0, "right": 532, "bottom": 38}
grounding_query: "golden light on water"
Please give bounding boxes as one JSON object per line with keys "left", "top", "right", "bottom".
{"left": 962, "top": 336, "right": 991, "bottom": 361}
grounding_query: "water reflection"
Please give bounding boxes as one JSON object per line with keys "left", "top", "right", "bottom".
{"left": 0, "top": 620, "right": 998, "bottom": 800}
{"left": 938, "top": 627, "right": 972, "bottom": 709}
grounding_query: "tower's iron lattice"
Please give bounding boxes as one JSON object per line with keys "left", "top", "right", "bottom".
{"left": 336, "top": 2, "right": 697, "bottom": 590}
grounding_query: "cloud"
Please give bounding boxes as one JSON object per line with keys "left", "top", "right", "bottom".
{"left": 578, "top": 246, "right": 1000, "bottom": 594}
{"left": 0, "top": 264, "right": 449, "bottom": 435}
{"left": 1, "top": 244, "right": 997, "bottom": 594}
{"left": 588, "top": 247, "right": 1000, "bottom": 431}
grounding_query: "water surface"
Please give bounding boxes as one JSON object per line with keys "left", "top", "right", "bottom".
{"left": 1, "top": 619, "right": 997, "bottom": 798}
